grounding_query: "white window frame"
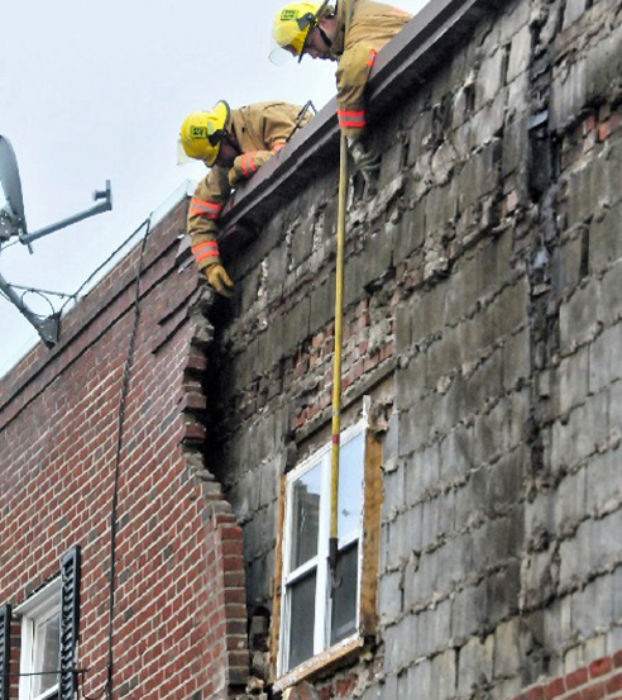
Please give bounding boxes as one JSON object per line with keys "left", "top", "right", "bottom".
{"left": 15, "top": 578, "right": 61, "bottom": 700}
{"left": 278, "top": 418, "right": 366, "bottom": 677}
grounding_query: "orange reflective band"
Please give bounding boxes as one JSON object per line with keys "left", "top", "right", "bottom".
{"left": 272, "top": 142, "right": 285, "bottom": 152}
{"left": 191, "top": 241, "right": 218, "bottom": 254}
{"left": 367, "top": 49, "right": 377, "bottom": 67}
{"left": 338, "top": 108, "right": 366, "bottom": 129}
{"left": 191, "top": 240, "right": 219, "bottom": 264}
{"left": 241, "top": 152, "right": 258, "bottom": 178}
{"left": 189, "top": 197, "right": 222, "bottom": 220}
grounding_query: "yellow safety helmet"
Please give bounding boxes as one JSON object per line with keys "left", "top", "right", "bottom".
{"left": 271, "top": 1, "right": 328, "bottom": 62}
{"left": 179, "top": 101, "right": 231, "bottom": 166}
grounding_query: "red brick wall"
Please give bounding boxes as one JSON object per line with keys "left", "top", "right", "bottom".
{"left": 0, "top": 200, "right": 250, "bottom": 699}
{"left": 509, "top": 652, "right": 622, "bottom": 700}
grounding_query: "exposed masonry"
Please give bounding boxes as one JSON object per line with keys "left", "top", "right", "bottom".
{"left": 202, "top": 0, "right": 622, "bottom": 697}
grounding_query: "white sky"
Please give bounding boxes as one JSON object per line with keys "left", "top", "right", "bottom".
{"left": 0, "top": 0, "right": 428, "bottom": 377}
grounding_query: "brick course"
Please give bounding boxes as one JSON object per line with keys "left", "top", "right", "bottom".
{"left": 510, "top": 654, "right": 622, "bottom": 700}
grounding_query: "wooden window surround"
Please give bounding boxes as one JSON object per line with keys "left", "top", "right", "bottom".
{"left": 271, "top": 397, "right": 383, "bottom": 692}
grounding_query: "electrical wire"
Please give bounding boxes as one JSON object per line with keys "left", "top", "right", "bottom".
{"left": 59, "top": 218, "right": 151, "bottom": 314}
{"left": 6, "top": 670, "right": 78, "bottom": 676}
{"left": 6, "top": 670, "right": 99, "bottom": 700}
{"left": 5, "top": 215, "right": 151, "bottom": 699}
{"left": 103, "top": 215, "right": 152, "bottom": 700}
{"left": 0, "top": 237, "right": 21, "bottom": 251}
{"left": 9, "top": 281, "right": 74, "bottom": 296}
{"left": 6, "top": 668, "right": 108, "bottom": 700}
{"left": 79, "top": 669, "right": 107, "bottom": 700}
{"left": 0, "top": 216, "right": 150, "bottom": 336}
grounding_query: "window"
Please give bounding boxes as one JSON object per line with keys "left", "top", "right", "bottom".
{"left": 276, "top": 413, "right": 381, "bottom": 682}
{"left": 15, "top": 578, "right": 61, "bottom": 700}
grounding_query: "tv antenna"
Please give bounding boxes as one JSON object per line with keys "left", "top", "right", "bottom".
{"left": 0, "top": 134, "right": 112, "bottom": 346}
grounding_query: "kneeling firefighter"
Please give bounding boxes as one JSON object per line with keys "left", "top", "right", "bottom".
{"left": 180, "top": 100, "right": 311, "bottom": 296}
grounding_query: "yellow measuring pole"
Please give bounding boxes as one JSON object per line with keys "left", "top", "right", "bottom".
{"left": 329, "top": 0, "right": 353, "bottom": 585}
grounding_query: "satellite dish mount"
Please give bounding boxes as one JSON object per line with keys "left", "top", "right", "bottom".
{"left": 0, "top": 135, "right": 113, "bottom": 346}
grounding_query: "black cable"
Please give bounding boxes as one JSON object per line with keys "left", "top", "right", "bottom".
{"left": 7, "top": 668, "right": 106, "bottom": 700}
{"left": 60, "top": 218, "right": 152, "bottom": 314}
{"left": 80, "top": 668, "right": 107, "bottom": 700}
{"left": 2, "top": 220, "right": 153, "bottom": 698}
{"left": 7, "top": 283, "right": 74, "bottom": 299}
{"left": 0, "top": 237, "right": 20, "bottom": 251}
{"left": 104, "top": 215, "right": 152, "bottom": 700}
{"left": 0, "top": 217, "right": 150, "bottom": 331}
{"left": 6, "top": 670, "right": 74, "bottom": 676}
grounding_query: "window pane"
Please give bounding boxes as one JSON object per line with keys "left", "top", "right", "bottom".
{"left": 287, "top": 570, "right": 316, "bottom": 670}
{"left": 33, "top": 612, "right": 60, "bottom": 696}
{"left": 330, "top": 542, "right": 358, "bottom": 645}
{"left": 338, "top": 432, "right": 363, "bottom": 540}
{"left": 291, "top": 463, "right": 321, "bottom": 569}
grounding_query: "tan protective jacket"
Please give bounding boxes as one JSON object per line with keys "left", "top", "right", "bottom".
{"left": 329, "top": 0, "right": 411, "bottom": 137}
{"left": 188, "top": 101, "right": 308, "bottom": 270}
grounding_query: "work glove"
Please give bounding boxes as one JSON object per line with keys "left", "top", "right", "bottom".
{"left": 228, "top": 160, "right": 248, "bottom": 187}
{"left": 228, "top": 151, "right": 271, "bottom": 187}
{"left": 205, "top": 263, "right": 234, "bottom": 298}
{"left": 346, "top": 135, "right": 380, "bottom": 187}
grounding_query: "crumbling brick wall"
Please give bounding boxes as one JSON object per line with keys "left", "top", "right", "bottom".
{"left": 0, "top": 202, "right": 252, "bottom": 700}
{"left": 209, "top": 0, "right": 622, "bottom": 697}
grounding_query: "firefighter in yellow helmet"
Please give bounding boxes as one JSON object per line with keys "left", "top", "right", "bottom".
{"left": 272, "top": 0, "right": 411, "bottom": 181}
{"left": 180, "top": 101, "right": 311, "bottom": 296}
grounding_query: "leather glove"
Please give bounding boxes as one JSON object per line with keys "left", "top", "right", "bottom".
{"left": 228, "top": 152, "right": 267, "bottom": 187}
{"left": 205, "top": 263, "right": 234, "bottom": 298}
{"left": 346, "top": 135, "right": 380, "bottom": 187}
{"left": 228, "top": 161, "right": 246, "bottom": 187}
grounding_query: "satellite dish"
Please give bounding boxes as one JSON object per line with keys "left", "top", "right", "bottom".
{"left": 0, "top": 135, "right": 26, "bottom": 240}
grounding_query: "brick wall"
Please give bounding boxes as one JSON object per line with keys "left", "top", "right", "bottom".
{"left": 207, "top": 0, "right": 622, "bottom": 697}
{"left": 0, "top": 202, "right": 252, "bottom": 700}
{"left": 509, "top": 651, "right": 622, "bottom": 700}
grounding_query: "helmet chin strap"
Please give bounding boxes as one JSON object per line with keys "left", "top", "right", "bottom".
{"left": 299, "top": 22, "right": 332, "bottom": 64}
{"left": 225, "top": 127, "right": 241, "bottom": 154}
{"left": 314, "top": 0, "right": 334, "bottom": 45}
{"left": 318, "top": 25, "right": 333, "bottom": 47}
{"left": 294, "top": 0, "right": 334, "bottom": 62}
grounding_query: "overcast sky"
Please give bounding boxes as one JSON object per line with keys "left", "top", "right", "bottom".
{"left": 0, "top": 0, "right": 428, "bottom": 377}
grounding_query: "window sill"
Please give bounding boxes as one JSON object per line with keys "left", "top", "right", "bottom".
{"left": 273, "top": 634, "right": 365, "bottom": 693}
{"left": 34, "top": 689, "right": 59, "bottom": 700}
